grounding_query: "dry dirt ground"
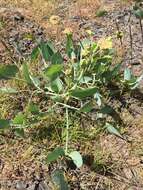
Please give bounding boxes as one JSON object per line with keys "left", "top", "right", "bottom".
{"left": 1, "top": 0, "right": 143, "bottom": 190}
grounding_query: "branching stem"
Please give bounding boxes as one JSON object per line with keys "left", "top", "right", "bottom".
{"left": 65, "top": 107, "right": 69, "bottom": 154}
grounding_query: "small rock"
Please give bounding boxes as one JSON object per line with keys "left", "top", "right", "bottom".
{"left": 14, "top": 14, "right": 24, "bottom": 21}
{"left": 123, "top": 168, "right": 133, "bottom": 179}
{"left": 127, "top": 157, "right": 140, "bottom": 166}
{"left": 0, "top": 42, "right": 6, "bottom": 52}
{"left": 16, "top": 181, "right": 27, "bottom": 190}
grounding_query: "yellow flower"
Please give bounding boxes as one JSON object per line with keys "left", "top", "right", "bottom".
{"left": 49, "top": 15, "right": 61, "bottom": 25}
{"left": 63, "top": 27, "right": 73, "bottom": 35}
{"left": 86, "top": 29, "right": 94, "bottom": 35}
{"left": 98, "top": 37, "right": 112, "bottom": 49}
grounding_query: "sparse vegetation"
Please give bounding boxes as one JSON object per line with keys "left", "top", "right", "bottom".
{"left": 1, "top": 0, "right": 143, "bottom": 190}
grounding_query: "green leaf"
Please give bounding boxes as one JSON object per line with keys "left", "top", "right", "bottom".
{"left": 39, "top": 41, "right": 50, "bottom": 61}
{"left": 0, "top": 119, "right": 10, "bottom": 129}
{"left": 39, "top": 41, "right": 55, "bottom": 61}
{"left": 79, "top": 76, "right": 92, "bottom": 84}
{"left": 50, "top": 78, "right": 63, "bottom": 93}
{"left": 22, "top": 63, "right": 32, "bottom": 85}
{"left": 46, "top": 147, "right": 65, "bottom": 163}
{"left": 111, "top": 64, "right": 121, "bottom": 77}
{"left": 44, "top": 64, "right": 63, "bottom": 81}
{"left": 0, "top": 87, "right": 18, "bottom": 94}
{"left": 105, "top": 123, "right": 123, "bottom": 139}
{"left": 96, "top": 9, "right": 107, "bottom": 17}
{"left": 51, "top": 170, "right": 69, "bottom": 190}
{"left": 0, "top": 65, "right": 18, "bottom": 80}
{"left": 68, "top": 151, "right": 83, "bottom": 168}
{"left": 131, "top": 75, "right": 143, "bottom": 89}
{"left": 66, "top": 33, "right": 74, "bottom": 58}
{"left": 70, "top": 87, "right": 97, "bottom": 99}
{"left": 31, "top": 46, "right": 39, "bottom": 60}
{"left": 80, "top": 102, "right": 93, "bottom": 113}
{"left": 74, "top": 44, "right": 81, "bottom": 62}
{"left": 51, "top": 51, "right": 63, "bottom": 65}
{"left": 29, "top": 75, "right": 40, "bottom": 89}
{"left": 46, "top": 41, "right": 55, "bottom": 56}
{"left": 94, "top": 92, "right": 102, "bottom": 107}
{"left": 14, "top": 128, "right": 25, "bottom": 138}
{"left": 51, "top": 95, "right": 63, "bottom": 103}
{"left": 100, "top": 105, "right": 114, "bottom": 115}
{"left": 124, "top": 68, "right": 132, "bottom": 81}
{"left": 133, "top": 9, "right": 143, "bottom": 19}
{"left": 13, "top": 113, "right": 26, "bottom": 125}
{"left": 81, "top": 38, "right": 91, "bottom": 48}
{"left": 28, "top": 103, "right": 39, "bottom": 115}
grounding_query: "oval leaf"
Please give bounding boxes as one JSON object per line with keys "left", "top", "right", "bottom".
{"left": 22, "top": 63, "right": 32, "bottom": 85}
{"left": 46, "top": 147, "right": 65, "bottom": 163}
{"left": 51, "top": 51, "right": 63, "bottom": 65}
{"left": 14, "top": 128, "right": 25, "bottom": 138}
{"left": 28, "top": 103, "right": 39, "bottom": 115}
{"left": 50, "top": 78, "right": 63, "bottom": 93}
{"left": 80, "top": 101, "right": 93, "bottom": 113}
{"left": 0, "top": 119, "right": 10, "bottom": 129}
{"left": 51, "top": 170, "right": 69, "bottom": 190}
{"left": 66, "top": 33, "right": 74, "bottom": 58}
{"left": 44, "top": 64, "right": 63, "bottom": 81}
{"left": 39, "top": 41, "right": 55, "bottom": 61}
{"left": 68, "top": 151, "right": 83, "bottom": 168}
{"left": 13, "top": 113, "right": 26, "bottom": 125}
{"left": 70, "top": 87, "right": 97, "bottom": 99}
{"left": 134, "top": 9, "right": 143, "bottom": 19}
{"left": 105, "top": 123, "right": 123, "bottom": 139}
{"left": 31, "top": 46, "right": 39, "bottom": 60}
{"left": 0, "top": 65, "right": 18, "bottom": 80}
{"left": 100, "top": 105, "right": 114, "bottom": 115}
{"left": 124, "top": 68, "right": 131, "bottom": 81}
{"left": 29, "top": 75, "right": 40, "bottom": 89}
{"left": 94, "top": 92, "right": 102, "bottom": 107}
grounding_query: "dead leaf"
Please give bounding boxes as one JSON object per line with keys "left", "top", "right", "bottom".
{"left": 21, "top": 145, "right": 33, "bottom": 161}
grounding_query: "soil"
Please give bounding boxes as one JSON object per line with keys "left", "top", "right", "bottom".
{"left": 1, "top": 0, "right": 143, "bottom": 190}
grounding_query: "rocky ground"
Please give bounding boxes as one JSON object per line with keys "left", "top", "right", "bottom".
{"left": 1, "top": 0, "right": 143, "bottom": 190}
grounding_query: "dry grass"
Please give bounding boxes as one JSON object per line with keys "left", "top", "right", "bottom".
{"left": 1, "top": 1, "right": 143, "bottom": 189}
{"left": 0, "top": 0, "right": 101, "bottom": 40}
{"left": 69, "top": 0, "right": 100, "bottom": 18}
{"left": 0, "top": 0, "right": 100, "bottom": 21}
{"left": 0, "top": 0, "right": 58, "bottom": 22}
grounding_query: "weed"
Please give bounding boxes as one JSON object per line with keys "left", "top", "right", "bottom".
{"left": 0, "top": 19, "right": 5, "bottom": 30}
{"left": 0, "top": 31, "right": 142, "bottom": 188}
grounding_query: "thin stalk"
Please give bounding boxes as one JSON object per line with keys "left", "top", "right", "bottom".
{"left": 139, "top": 18, "right": 143, "bottom": 43}
{"left": 129, "top": 24, "right": 133, "bottom": 62}
{"left": 115, "top": 21, "right": 123, "bottom": 46}
{"left": 65, "top": 107, "right": 69, "bottom": 154}
{"left": 56, "top": 102, "right": 79, "bottom": 111}
{"left": 66, "top": 0, "right": 70, "bottom": 18}
{"left": 70, "top": 69, "right": 84, "bottom": 90}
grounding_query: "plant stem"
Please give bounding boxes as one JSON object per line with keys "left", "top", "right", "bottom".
{"left": 71, "top": 69, "right": 84, "bottom": 90}
{"left": 129, "top": 24, "right": 133, "bottom": 62}
{"left": 139, "top": 19, "right": 143, "bottom": 43}
{"left": 56, "top": 102, "right": 79, "bottom": 111}
{"left": 65, "top": 107, "right": 69, "bottom": 154}
{"left": 115, "top": 21, "right": 123, "bottom": 46}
